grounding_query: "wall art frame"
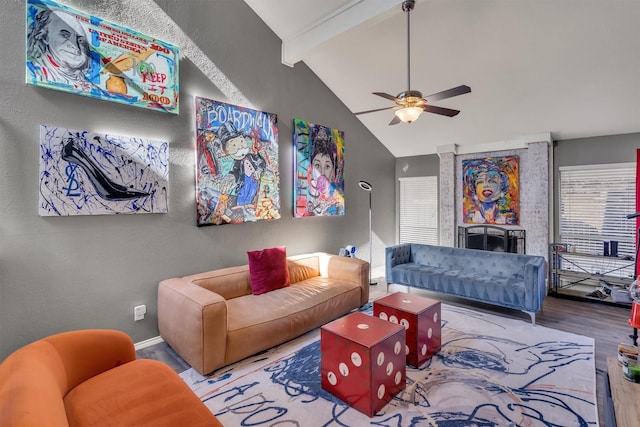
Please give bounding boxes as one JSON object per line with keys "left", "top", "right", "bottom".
{"left": 26, "top": 0, "right": 179, "bottom": 114}
{"left": 39, "top": 125, "right": 169, "bottom": 216}
{"left": 293, "top": 118, "right": 345, "bottom": 217}
{"left": 194, "top": 97, "right": 280, "bottom": 226}
{"left": 462, "top": 155, "right": 520, "bottom": 225}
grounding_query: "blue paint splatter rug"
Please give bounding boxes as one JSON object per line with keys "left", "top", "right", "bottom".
{"left": 180, "top": 304, "right": 597, "bottom": 426}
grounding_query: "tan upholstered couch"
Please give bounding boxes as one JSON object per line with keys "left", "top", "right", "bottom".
{"left": 158, "top": 252, "right": 369, "bottom": 375}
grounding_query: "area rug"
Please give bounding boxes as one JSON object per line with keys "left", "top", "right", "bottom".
{"left": 180, "top": 304, "right": 597, "bottom": 426}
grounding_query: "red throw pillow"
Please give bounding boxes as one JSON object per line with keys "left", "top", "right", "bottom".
{"left": 247, "top": 246, "right": 290, "bottom": 295}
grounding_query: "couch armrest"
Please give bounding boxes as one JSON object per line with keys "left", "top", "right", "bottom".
{"left": 0, "top": 329, "right": 135, "bottom": 427}
{"left": 47, "top": 329, "right": 136, "bottom": 391}
{"left": 158, "top": 278, "right": 228, "bottom": 375}
{"left": 385, "top": 244, "right": 412, "bottom": 283}
{"left": 319, "top": 253, "right": 369, "bottom": 306}
{"left": 523, "top": 256, "right": 547, "bottom": 312}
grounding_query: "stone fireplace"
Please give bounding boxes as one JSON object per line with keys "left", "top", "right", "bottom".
{"left": 438, "top": 135, "right": 551, "bottom": 260}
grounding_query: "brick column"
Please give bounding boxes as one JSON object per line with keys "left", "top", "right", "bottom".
{"left": 438, "top": 151, "right": 456, "bottom": 247}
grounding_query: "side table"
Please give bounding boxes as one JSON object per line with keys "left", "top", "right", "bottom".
{"left": 373, "top": 291, "right": 441, "bottom": 367}
{"left": 606, "top": 356, "right": 640, "bottom": 427}
{"left": 320, "top": 311, "right": 406, "bottom": 417}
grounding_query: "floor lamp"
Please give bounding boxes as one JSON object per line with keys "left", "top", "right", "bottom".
{"left": 359, "top": 180, "right": 377, "bottom": 285}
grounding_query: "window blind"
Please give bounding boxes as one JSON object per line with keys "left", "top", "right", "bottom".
{"left": 559, "top": 163, "right": 636, "bottom": 258}
{"left": 399, "top": 176, "right": 438, "bottom": 245}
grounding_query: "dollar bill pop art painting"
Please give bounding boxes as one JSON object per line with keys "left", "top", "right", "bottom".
{"left": 26, "top": 0, "right": 179, "bottom": 113}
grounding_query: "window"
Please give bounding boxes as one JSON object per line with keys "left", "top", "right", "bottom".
{"left": 399, "top": 176, "right": 438, "bottom": 245}
{"left": 559, "top": 163, "right": 636, "bottom": 259}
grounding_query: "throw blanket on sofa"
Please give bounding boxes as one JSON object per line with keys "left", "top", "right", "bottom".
{"left": 385, "top": 243, "right": 546, "bottom": 324}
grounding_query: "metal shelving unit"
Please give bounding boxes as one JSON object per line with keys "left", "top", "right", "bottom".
{"left": 549, "top": 243, "right": 635, "bottom": 305}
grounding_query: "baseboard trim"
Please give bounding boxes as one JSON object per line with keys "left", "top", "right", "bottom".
{"left": 134, "top": 335, "right": 164, "bottom": 350}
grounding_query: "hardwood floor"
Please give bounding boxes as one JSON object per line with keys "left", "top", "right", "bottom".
{"left": 138, "top": 278, "right": 632, "bottom": 426}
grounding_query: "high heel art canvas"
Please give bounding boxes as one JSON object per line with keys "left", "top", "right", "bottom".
{"left": 39, "top": 125, "right": 168, "bottom": 216}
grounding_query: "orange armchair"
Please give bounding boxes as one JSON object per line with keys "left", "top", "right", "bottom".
{"left": 0, "top": 329, "right": 222, "bottom": 426}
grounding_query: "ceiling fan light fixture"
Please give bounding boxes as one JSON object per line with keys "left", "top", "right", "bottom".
{"left": 352, "top": 0, "right": 470, "bottom": 124}
{"left": 395, "top": 106, "right": 422, "bottom": 123}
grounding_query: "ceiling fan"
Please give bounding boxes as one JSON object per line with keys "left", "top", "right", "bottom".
{"left": 354, "top": 0, "right": 471, "bottom": 125}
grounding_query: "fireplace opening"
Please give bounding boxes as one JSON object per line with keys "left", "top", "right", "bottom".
{"left": 458, "top": 225, "right": 525, "bottom": 254}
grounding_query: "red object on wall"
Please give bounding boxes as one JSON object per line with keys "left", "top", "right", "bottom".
{"left": 320, "top": 312, "right": 406, "bottom": 417}
{"left": 373, "top": 291, "right": 442, "bottom": 368}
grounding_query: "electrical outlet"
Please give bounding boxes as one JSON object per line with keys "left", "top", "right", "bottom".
{"left": 134, "top": 304, "right": 146, "bottom": 321}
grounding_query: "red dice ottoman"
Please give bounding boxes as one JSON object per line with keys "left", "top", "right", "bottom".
{"left": 320, "top": 311, "right": 406, "bottom": 417}
{"left": 374, "top": 291, "right": 441, "bottom": 367}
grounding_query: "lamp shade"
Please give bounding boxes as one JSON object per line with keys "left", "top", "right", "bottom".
{"left": 395, "top": 106, "right": 422, "bottom": 123}
{"left": 629, "top": 301, "right": 640, "bottom": 329}
{"left": 358, "top": 180, "right": 372, "bottom": 192}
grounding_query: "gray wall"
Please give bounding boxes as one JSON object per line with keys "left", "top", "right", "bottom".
{"left": 395, "top": 154, "right": 440, "bottom": 180}
{"left": 554, "top": 133, "right": 639, "bottom": 169}
{"left": 553, "top": 133, "right": 640, "bottom": 241}
{"left": 0, "top": 0, "right": 395, "bottom": 359}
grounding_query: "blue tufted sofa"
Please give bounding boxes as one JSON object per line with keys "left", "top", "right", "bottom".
{"left": 385, "top": 243, "right": 547, "bottom": 324}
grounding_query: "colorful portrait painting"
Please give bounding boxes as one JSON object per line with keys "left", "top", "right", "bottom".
{"left": 39, "top": 125, "right": 169, "bottom": 216}
{"left": 293, "top": 119, "right": 345, "bottom": 217}
{"left": 26, "top": 0, "right": 179, "bottom": 114}
{"left": 195, "top": 97, "right": 280, "bottom": 226}
{"left": 462, "top": 156, "right": 519, "bottom": 225}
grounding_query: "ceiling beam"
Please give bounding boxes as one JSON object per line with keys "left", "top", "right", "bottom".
{"left": 282, "top": 0, "right": 402, "bottom": 67}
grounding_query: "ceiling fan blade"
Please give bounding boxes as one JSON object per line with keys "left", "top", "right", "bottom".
{"left": 389, "top": 115, "right": 402, "bottom": 126}
{"left": 423, "top": 104, "right": 460, "bottom": 117}
{"left": 373, "top": 92, "right": 400, "bottom": 102}
{"left": 354, "top": 106, "right": 396, "bottom": 115}
{"left": 424, "top": 85, "right": 471, "bottom": 103}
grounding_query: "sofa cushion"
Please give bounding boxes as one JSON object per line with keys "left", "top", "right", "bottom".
{"left": 287, "top": 257, "right": 321, "bottom": 284}
{"left": 247, "top": 246, "right": 290, "bottom": 295}
{"left": 284, "top": 277, "right": 363, "bottom": 336}
{"left": 224, "top": 277, "right": 363, "bottom": 365}
{"left": 64, "top": 359, "right": 220, "bottom": 426}
{"left": 225, "top": 295, "right": 292, "bottom": 364}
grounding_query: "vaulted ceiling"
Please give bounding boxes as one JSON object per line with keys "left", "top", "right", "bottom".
{"left": 245, "top": 0, "right": 640, "bottom": 157}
